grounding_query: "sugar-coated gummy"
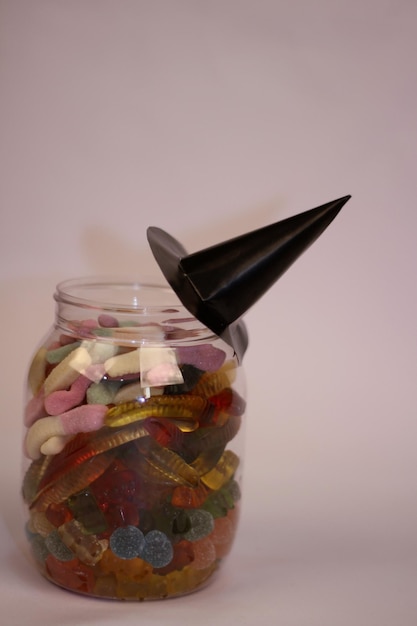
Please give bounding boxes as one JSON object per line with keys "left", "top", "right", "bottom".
{"left": 183, "top": 509, "right": 214, "bottom": 542}
{"left": 45, "top": 530, "right": 75, "bottom": 562}
{"left": 109, "top": 526, "right": 145, "bottom": 560}
{"left": 30, "top": 534, "right": 50, "bottom": 563}
{"left": 190, "top": 537, "right": 216, "bottom": 570}
{"left": 142, "top": 530, "right": 174, "bottom": 568}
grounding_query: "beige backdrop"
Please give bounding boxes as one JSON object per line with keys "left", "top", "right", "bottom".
{"left": 1, "top": 1, "right": 416, "bottom": 624}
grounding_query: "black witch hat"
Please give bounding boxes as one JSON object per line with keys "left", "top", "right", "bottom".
{"left": 147, "top": 195, "right": 350, "bottom": 359}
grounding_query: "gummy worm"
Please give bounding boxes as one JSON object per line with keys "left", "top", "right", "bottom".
{"left": 105, "top": 395, "right": 208, "bottom": 428}
{"left": 135, "top": 438, "right": 200, "bottom": 487}
{"left": 25, "top": 404, "right": 108, "bottom": 460}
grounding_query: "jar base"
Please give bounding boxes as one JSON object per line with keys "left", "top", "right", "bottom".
{"left": 38, "top": 558, "right": 220, "bottom": 600}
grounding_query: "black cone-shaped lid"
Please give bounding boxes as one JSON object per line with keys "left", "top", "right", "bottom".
{"left": 147, "top": 195, "right": 350, "bottom": 359}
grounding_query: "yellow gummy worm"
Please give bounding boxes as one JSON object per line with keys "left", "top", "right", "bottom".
{"left": 22, "top": 455, "right": 52, "bottom": 506}
{"left": 135, "top": 438, "right": 200, "bottom": 487}
{"left": 43, "top": 346, "right": 92, "bottom": 396}
{"left": 32, "top": 451, "right": 116, "bottom": 512}
{"left": 29, "top": 510, "right": 56, "bottom": 537}
{"left": 201, "top": 449, "right": 240, "bottom": 490}
{"left": 28, "top": 347, "right": 48, "bottom": 395}
{"left": 190, "top": 361, "right": 237, "bottom": 398}
{"left": 105, "top": 395, "right": 207, "bottom": 428}
{"left": 190, "top": 446, "right": 225, "bottom": 476}
{"left": 36, "top": 422, "right": 150, "bottom": 499}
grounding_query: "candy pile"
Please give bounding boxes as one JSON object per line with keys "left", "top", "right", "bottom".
{"left": 22, "top": 314, "right": 244, "bottom": 599}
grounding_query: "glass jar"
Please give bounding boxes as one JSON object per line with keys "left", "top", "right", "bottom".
{"left": 22, "top": 278, "right": 245, "bottom": 600}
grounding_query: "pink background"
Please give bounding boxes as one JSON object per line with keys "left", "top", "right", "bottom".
{"left": 1, "top": 1, "right": 416, "bottom": 624}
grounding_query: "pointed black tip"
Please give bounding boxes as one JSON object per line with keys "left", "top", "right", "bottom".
{"left": 334, "top": 194, "right": 351, "bottom": 207}
{"left": 146, "top": 195, "right": 351, "bottom": 360}
{"left": 328, "top": 194, "right": 351, "bottom": 213}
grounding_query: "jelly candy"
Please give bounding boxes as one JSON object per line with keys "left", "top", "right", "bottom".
{"left": 93, "top": 573, "right": 118, "bottom": 598}
{"left": 175, "top": 344, "right": 226, "bottom": 372}
{"left": 109, "top": 526, "right": 145, "bottom": 560}
{"left": 208, "top": 387, "right": 246, "bottom": 418}
{"left": 46, "top": 342, "right": 82, "bottom": 365}
{"left": 104, "top": 501, "right": 140, "bottom": 531}
{"left": 104, "top": 349, "right": 141, "bottom": 378}
{"left": 190, "top": 445, "right": 225, "bottom": 476}
{"left": 45, "top": 554, "right": 96, "bottom": 594}
{"left": 183, "top": 510, "right": 214, "bottom": 542}
{"left": 209, "top": 515, "right": 234, "bottom": 559}
{"left": 144, "top": 417, "right": 184, "bottom": 449}
{"left": 25, "top": 404, "right": 108, "bottom": 460}
{"left": 171, "top": 508, "right": 190, "bottom": 535}
{"left": 45, "top": 502, "right": 73, "bottom": 527}
{"left": 58, "top": 519, "right": 108, "bottom": 565}
{"left": 32, "top": 451, "right": 116, "bottom": 511}
{"left": 201, "top": 450, "right": 240, "bottom": 490}
{"left": 184, "top": 414, "right": 241, "bottom": 458}
{"left": 23, "top": 309, "right": 243, "bottom": 599}
{"left": 68, "top": 490, "right": 107, "bottom": 534}
{"left": 140, "top": 346, "right": 184, "bottom": 387}
{"left": 29, "top": 510, "right": 55, "bottom": 537}
{"left": 153, "top": 539, "right": 194, "bottom": 575}
{"left": 201, "top": 482, "right": 237, "bottom": 519}
{"left": 91, "top": 466, "right": 140, "bottom": 507}
{"left": 86, "top": 380, "right": 120, "bottom": 405}
{"left": 141, "top": 530, "right": 173, "bottom": 568}
{"left": 97, "top": 313, "right": 119, "bottom": 328}
{"left": 30, "top": 534, "right": 50, "bottom": 563}
{"left": 171, "top": 483, "right": 210, "bottom": 509}
{"left": 45, "top": 530, "right": 75, "bottom": 562}
{"left": 43, "top": 346, "right": 92, "bottom": 396}
{"left": 189, "top": 537, "right": 216, "bottom": 570}
{"left": 99, "top": 549, "right": 152, "bottom": 584}
{"left": 22, "top": 455, "right": 51, "bottom": 506}
{"left": 190, "top": 361, "right": 237, "bottom": 398}
{"left": 135, "top": 438, "right": 199, "bottom": 487}
{"left": 105, "top": 395, "right": 207, "bottom": 428}
{"left": 37, "top": 422, "right": 149, "bottom": 495}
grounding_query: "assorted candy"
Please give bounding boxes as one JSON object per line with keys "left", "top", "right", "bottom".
{"left": 22, "top": 314, "right": 244, "bottom": 600}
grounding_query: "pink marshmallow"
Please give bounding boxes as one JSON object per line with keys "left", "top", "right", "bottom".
{"left": 68, "top": 318, "right": 99, "bottom": 337}
{"left": 44, "top": 375, "right": 92, "bottom": 416}
{"left": 176, "top": 344, "right": 226, "bottom": 371}
{"left": 144, "top": 362, "right": 183, "bottom": 386}
{"left": 59, "top": 404, "right": 108, "bottom": 435}
{"left": 59, "top": 334, "right": 79, "bottom": 346}
{"left": 98, "top": 314, "right": 119, "bottom": 328}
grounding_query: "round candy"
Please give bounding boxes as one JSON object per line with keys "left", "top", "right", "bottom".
{"left": 109, "top": 525, "right": 145, "bottom": 560}
{"left": 142, "top": 530, "right": 173, "bottom": 568}
{"left": 45, "top": 530, "right": 75, "bottom": 562}
{"left": 190, "top": 537, "right": 216, "bottom": 570}
{"left": 30, "top": 534, "right": 49, "bottom": 563}
{"left": 228, "top": 479, "right": 241, "bottom": 502}
{"left": 183, "top": 509, "right": 214, "bottom": 542}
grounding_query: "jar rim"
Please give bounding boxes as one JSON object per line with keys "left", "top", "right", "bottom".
{"left": 54, "top": 276, "right": 184, "bottom": 313}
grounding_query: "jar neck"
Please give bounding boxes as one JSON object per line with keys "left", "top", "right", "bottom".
{"left": 54, "top": 277, "right": 218, "bottom": 346}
